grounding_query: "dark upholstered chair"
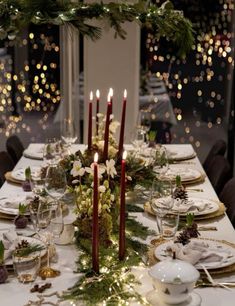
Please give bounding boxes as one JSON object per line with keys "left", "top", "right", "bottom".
{"left": 0, "top": 151, "right": 15, "bottom": 187}
{"left": 206, "top": 155, "right": 231, "bottom": 195}
{"left": 203, "top": 140, "right": 227, "bottom": 172}
{"left": 6, "top": 135, "right": 24, "bottom": 165}
{"left": 219, "top": 178, "right": 235, "bottom": 228}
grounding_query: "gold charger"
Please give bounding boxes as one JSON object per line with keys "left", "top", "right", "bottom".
{"left": 148, "top": 238, "right": 235, "bottom": 277}
{"left": 144, "top": 200, "right": 226, "bottom": 221}
{"left": 5, "top": 171, "right": 23, "bottom": 185}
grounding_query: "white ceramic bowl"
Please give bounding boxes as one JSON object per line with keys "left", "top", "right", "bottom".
{"left": 149, "top": 259, "right": 200, "bottom": 304}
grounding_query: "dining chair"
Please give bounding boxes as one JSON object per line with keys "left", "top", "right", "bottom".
{"left": 203, "top": 139, "right": 227, "bottom": 172}
{"left": 0, "top": 151, "right": 15, "bottom": 187}
{"left": 6, "top": 135, "right": 24, "bottom": 165}
{"left": 206, "top": 155, "right": 232, "bottom": 195}
{"left": 219, "top": 178, "right": 235, "bottom": 228}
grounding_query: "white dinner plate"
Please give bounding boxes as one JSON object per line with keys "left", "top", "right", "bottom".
{"left": 171, "top": 197, "right": 219, "bottom": 216}
{"left": 165, "top": 146, "right": 196, "bottom": 161}
{"left": 11, "top": 167, "right": 41, "bottom": 182}
{"left": 23, "top": 149, "right": 43, "bottom": 160}
{"left": 160, "top": 165, "right": 202, "bottom": 183}
{"left": 0, "top": 194, "right": 31, "bottom": 215}
{"left": 154, "top": 238, "right": 235, "bottom": 270}
{"left": 5, "top": 236, "right": 47, "bottom": 266}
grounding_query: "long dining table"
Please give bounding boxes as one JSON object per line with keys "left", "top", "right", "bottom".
{"left": 1, "top": 143, "right": 235, "bottom": 306}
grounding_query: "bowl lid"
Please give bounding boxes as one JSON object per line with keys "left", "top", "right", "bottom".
{"left": 149, "top": 259, "right": 200, "bottom": 284}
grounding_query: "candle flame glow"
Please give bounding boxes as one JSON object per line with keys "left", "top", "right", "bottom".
{"left": 122, "top": 150, "right": 127, "bottom": 160}
{"left": 90, "top": 91, "right": 93, "bottom": 101}
{"left": 94, "top": 152, "right": 98, "bottom": 163}
{"left": 96, "top": 89, "right": 100, "bottom": 99}
{"left": 124, "top": 89, "right": 127, "bottom": 99}
{"left": 109, "top": 88, "right": 113, "bottom": 97}
{"left": 107, "top": 94, "right": 111, "bottom": 103}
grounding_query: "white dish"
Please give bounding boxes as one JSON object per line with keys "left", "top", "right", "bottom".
{"left": 165, "top": 146, "right": 196, "bottom": 161}
{"left": 171, "top": 197, "right": 219, "bottom": 216}
{"left": 23, "top": 149, "right": 43, "bottom": 160}
{"left": 146, "top": 291, "right": 201, "bottom": 306}
{"left": 0, "top": 194, "right": 31, "bottom": 215}
{"left": 11, "top": 166, "right": 41, "bottom": 182}
{"left": 154, "top": 239, "right": 235, "bottom": 270}
{"left": 161, "top": 166, "right": 202, "bottom": 183}
{"left": 5, "top": 236, "right": 47, "bottom": 266}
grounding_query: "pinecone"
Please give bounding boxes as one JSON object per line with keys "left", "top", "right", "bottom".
{"left": 16, "top": 239, "right": 30, "bottom": 250}
{"left": 175, "top": 230, "right": 191, "bottom": 245}
{"left": 185, "top": 222, "right": 200, "bottom": 238}
{"left": 173, "top": 175, "right": 188, "bottom": 201}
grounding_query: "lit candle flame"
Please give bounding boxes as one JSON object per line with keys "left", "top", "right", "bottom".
{"left": 94, "top": 152, "right": 98, "bottom": 163}
{"left": 124, "top": 89, "right": 127, "bottom": 99}
{"left": 109, "top": 88, "right": 113, "bottom": 97}
{"left": 90, "top": 91, "right": 94, "bottom": 101}
{"left": 107, "top": 94, "right": 111, "bottom": 103}
{"left": 96, "top": 89, "right": 100, "bottom": 99}
{"left": 122, "top": 150, "right": 127, "bottom": 160}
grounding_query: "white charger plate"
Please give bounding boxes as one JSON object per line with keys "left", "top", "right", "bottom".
{"left": 154, "top": 238, "right": 235, "bottom": 270}
{"left": 5, "top": 236, "right": 47, "bottom": 267}
{"left": 171, "top": 197, "right": 219, "bottom": 216}
{"left": 11, "top": 167, "right": 41, "bottom": 182}
{"left": 0, "top": 194, "right": 31, "bottom": 215}
{"left": 165, "top": 146, "right": 196, "bottom": 161}
{"left": 161, "top": 166, "right": 202, "bottom": 183}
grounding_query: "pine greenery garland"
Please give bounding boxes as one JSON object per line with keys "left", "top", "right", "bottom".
{"left": 64, "top": 213, "right": 155, "bottom": 305}
{"left": 0, "top": 0, "right": 194, "bottom": 56}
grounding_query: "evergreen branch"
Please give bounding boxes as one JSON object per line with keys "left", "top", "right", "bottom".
{"left": 0, "top": 0, "right": 194, "bottom": 56}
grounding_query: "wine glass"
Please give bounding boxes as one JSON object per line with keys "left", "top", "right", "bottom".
{"left": 39, "top": 164, "right": 67, "bottom": 278}
{"left": 131, "top": 128, "right": 146, "bottom": 153}
{"left": 150, "top": 179, "right": 178, "bottom": 239}
{"left": 61, "top": 118, "right": 77, "bottom": 147}
{"left": 43, "top": 138, "right": 62, "bottom": 165}
{"left": 153, "top": 145, "right": 169, "bottom": 177}
{"left": 138, "top": 110, "right": 151, "bottom": 133}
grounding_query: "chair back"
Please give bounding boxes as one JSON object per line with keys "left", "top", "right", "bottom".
{"left": 206, "top": 155, "right": 231, "bottom": 195}
{"left": 203, "top": 139, "right": 227, "bottom": 172}
{"left": 0, "top": 151, "right": 15, "bottom": 187}
{"left": 219, "top": 178, "right": 235, "bottom": 228}
{"left": 6, "top": 135, "right": 24, "bottom": 165}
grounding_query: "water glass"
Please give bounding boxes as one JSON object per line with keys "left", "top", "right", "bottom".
{"left": 13, "top": 253, "right": 41, "bottom": 283}
{"left": 161, "top": 213, "right": 179, "bottom": 239}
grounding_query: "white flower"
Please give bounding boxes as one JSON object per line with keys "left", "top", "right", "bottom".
{"left": 72, "top": 179, "right": 79, "bottom": 184}
{"left": 71, "top": 160, "right": 85, "bottom": 177}
{"left": 109, "top": 120, "right": 120, "bottom": 134}
{"left": 126, "top": 175, "right": 132, "bottom": 181}
{"left": 106, "top": 159, "right": 117, "bottom": 178}
{"left": 98, "top": 185, "right": 106, "bottom": 193}
{"left": 110, "top": 194, "right": 115, "bottom": 202}
{"left": 85, "top": 163, "right": 106, "bottom": 178}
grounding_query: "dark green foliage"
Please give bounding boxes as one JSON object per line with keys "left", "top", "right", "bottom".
{"left": 0, "top": 1, "right": 194, "bottom": 56}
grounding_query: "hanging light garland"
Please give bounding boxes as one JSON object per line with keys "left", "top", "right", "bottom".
{"left": 0, "top": 0, "right": 194, "bottom": 56}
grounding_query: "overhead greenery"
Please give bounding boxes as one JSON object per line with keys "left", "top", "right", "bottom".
{"left": 0, "top": 0, "right": 194, "bottom": 56}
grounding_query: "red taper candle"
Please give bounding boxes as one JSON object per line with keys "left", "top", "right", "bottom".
{"left": 109, "top": 88, "right": 113, "bottom": 115}
{"left": 118, "top": 89, "right": 127, "bottom": 157}
{"left": 103, "top": 96, "right": 112, "bottom": 161}
{"left": 92, "top": 153, "right": 99, "bottom": 273}
{"left": 88, "top": 91, "right": 93, "bottom": 150}
{"left": 119, "top": 150, "right": 127, "bottom": 260}
{"left": 96, "top": 90, "right": 100, "bottom": 136}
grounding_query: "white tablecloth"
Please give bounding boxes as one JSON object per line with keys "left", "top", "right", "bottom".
{"left": 1, "top": 144, "right": 235, "bottom": 306}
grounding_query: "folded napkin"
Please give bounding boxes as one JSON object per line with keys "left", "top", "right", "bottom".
{"left": 0, "top": 229, "right": 20, "bottom": 261}
{"left": 173, "top": 199, "right": 210, "bottom": 214}
{"left": 166, "top": 240, "right": 230, "bottom": 265}
{"left": 0, "top": 195, "right": 32, "bottom": 210}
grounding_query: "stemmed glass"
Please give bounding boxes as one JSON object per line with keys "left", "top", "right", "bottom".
{"left": 39, "top": 164, "right": 67, "bottom": 278}
{"left": 152, "top": 145, "right": 169, "bottom": 177}
{"left": 43, "top": 138, "right": 62, "bottom": 165}
{"left": 61, "top": 118, "right": 77, "bottom": 148}
{"left": 150, "top": 179, "right": 178, "bottom": 240}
